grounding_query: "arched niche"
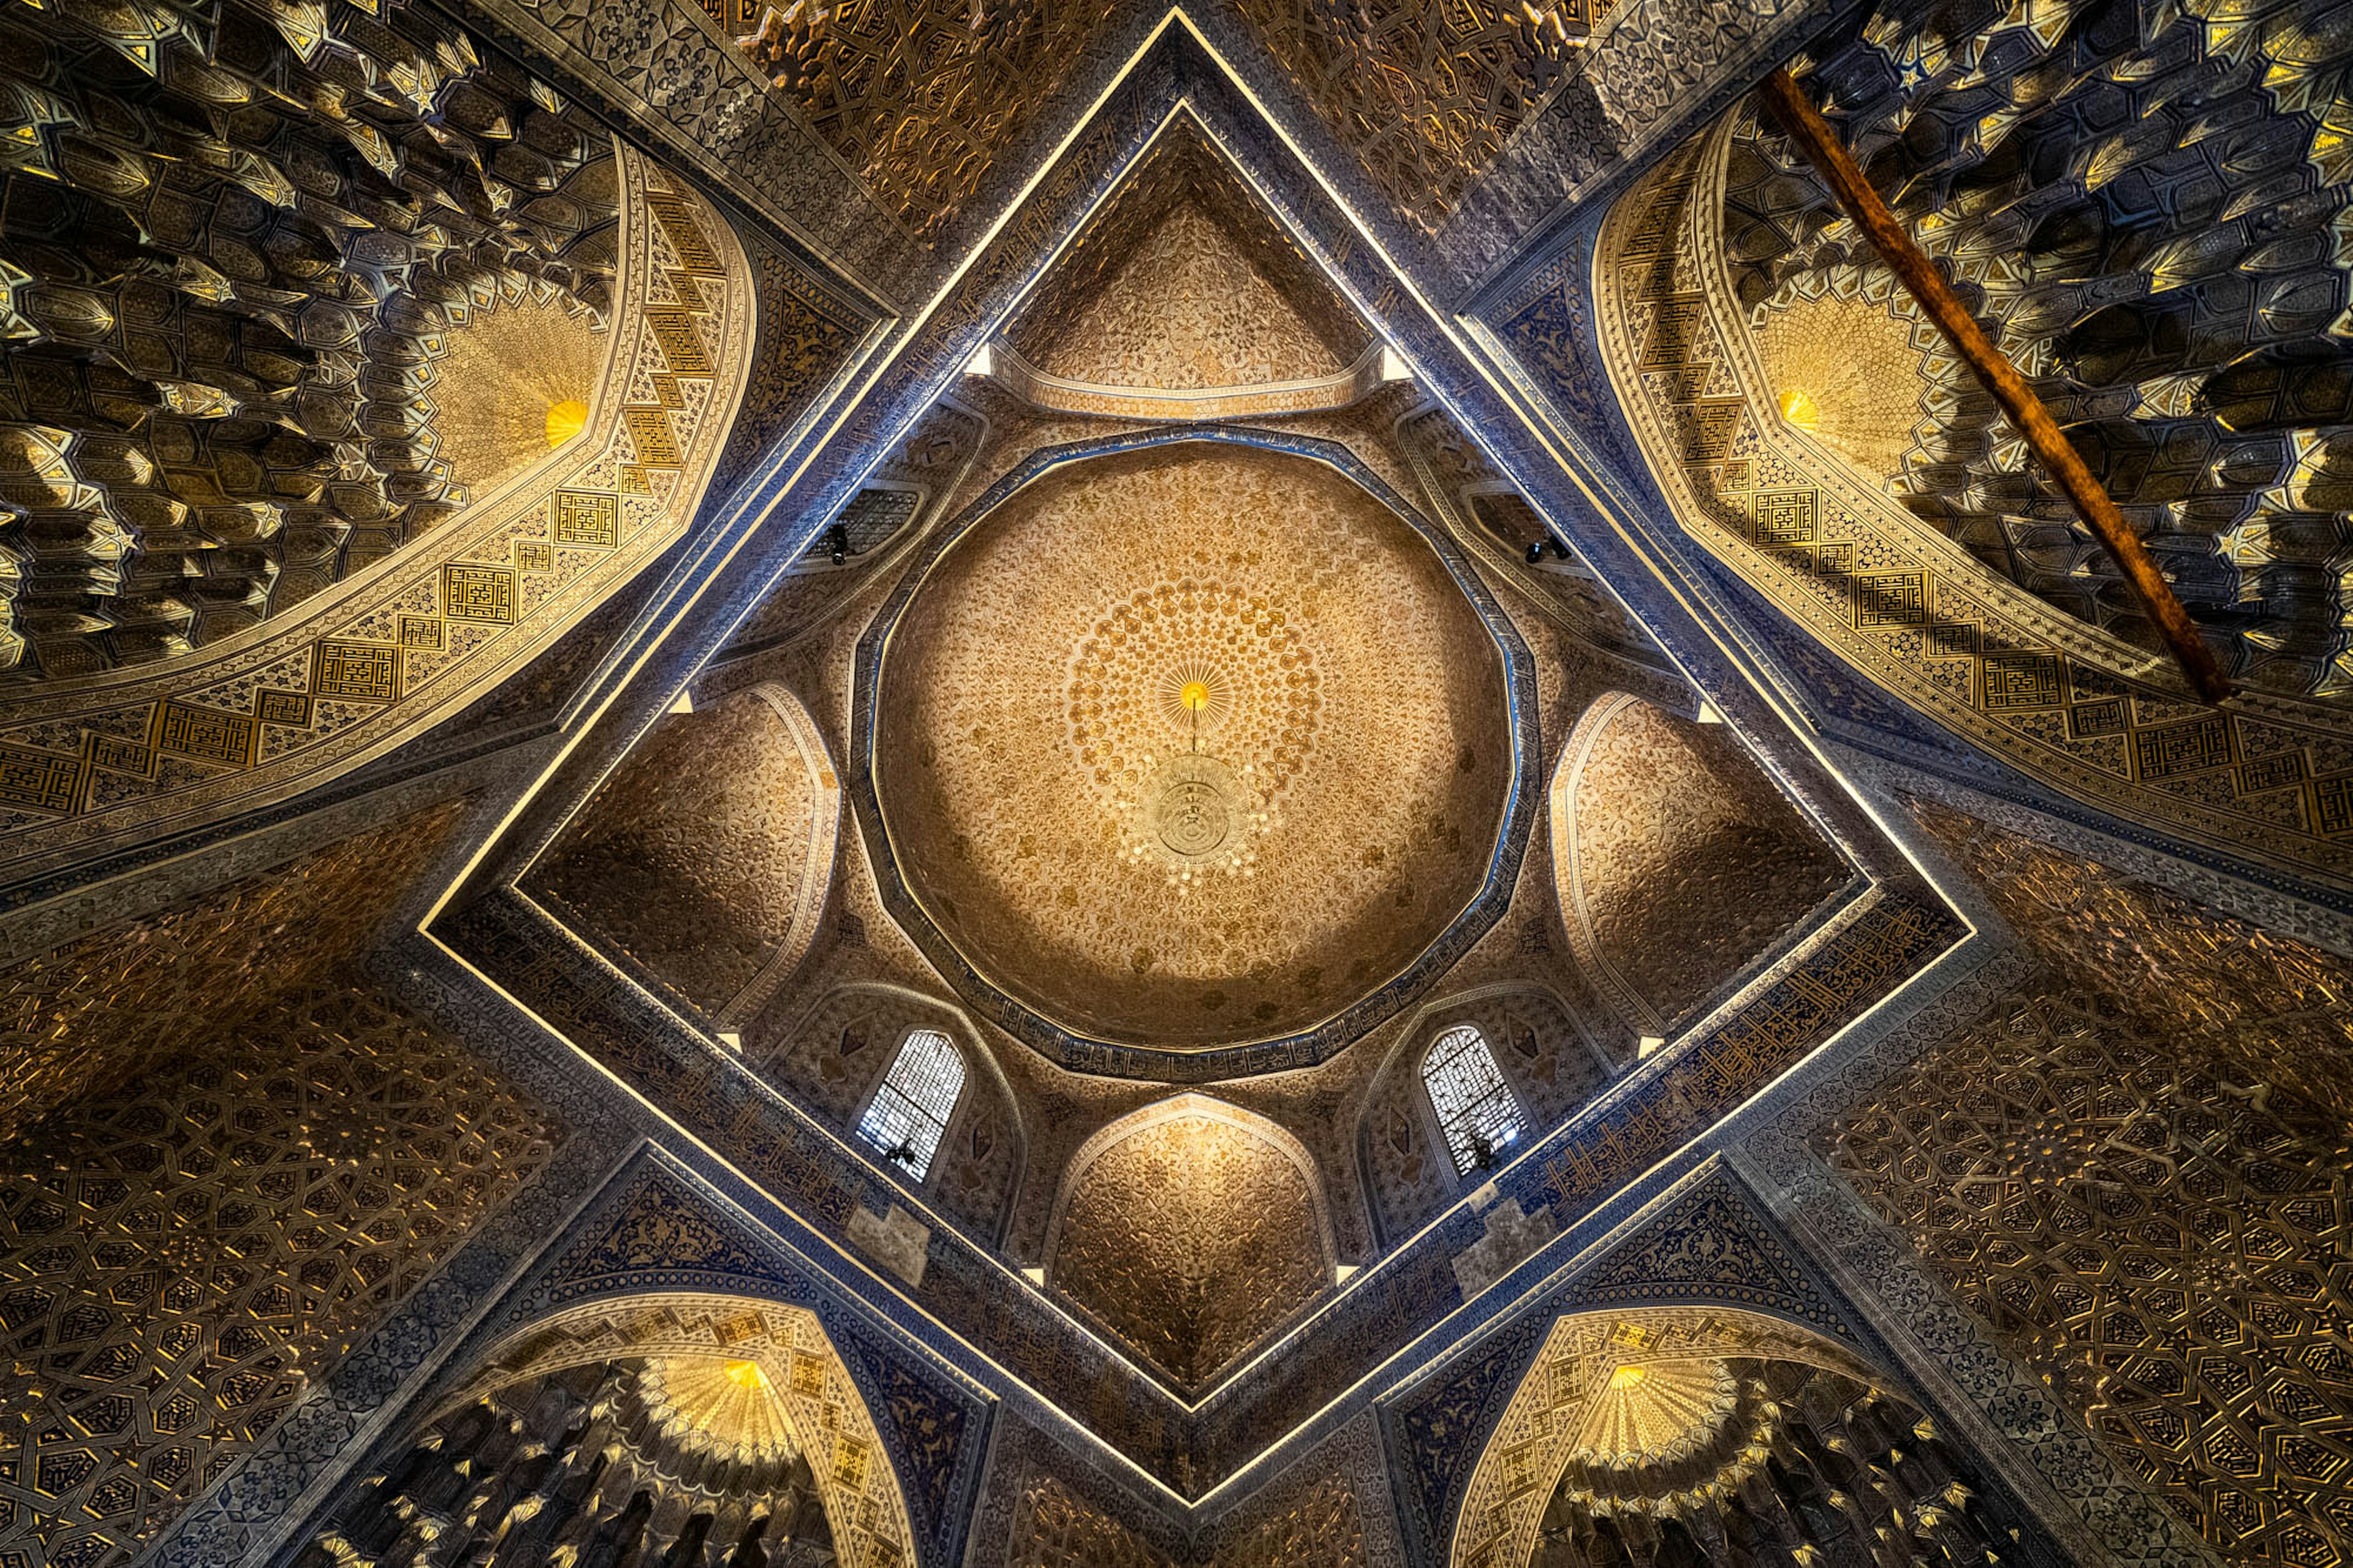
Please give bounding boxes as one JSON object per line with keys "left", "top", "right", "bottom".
{"left": 292, "top": 1292, "right": 919, "bottom": 1568}
{"left": 0, "top": 144, "right": 762, "bottom": 881}
{"left": 1582, "top": 110, "right": 2353, "bottom": 892}
{"left": 749, "top": 983, "right": 1026, "bottom": 1247}
{"left": 1548, "top": 694, "right": 1846, "bottom": 1044}
{"left": 1045, "top": 1094, "right": 1334, "bottom": 1388}
{"left": 1448, "top": 1307, "right": 2017, "bottom": 1568}
{"left": 529, "top": 681, "right": 841, "bottom": 1024}
{"left": 1357, "top": 985, "right": 1616, "bottom": 1247}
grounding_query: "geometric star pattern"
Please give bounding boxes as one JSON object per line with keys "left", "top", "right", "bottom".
{"left": 1829, "top": 987, "right": 2353, "bottom": 1568}
{"left": 0, "top": 982, "right": 561, "bottom": 1568}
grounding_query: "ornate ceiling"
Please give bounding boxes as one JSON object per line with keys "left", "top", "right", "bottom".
{"left": 870, "top": 439, "right": 1515, "bottom": 1050}
{"left": 732, "top": 0, "right": 1124, "bottom": 240}
{"left": 0, "top": 0, "right": 624, "bottom": 681}
{"left": 1221, "top": 0, "right": 1595, "bottom": 235}
{"left": 1719, "top": 9, "right": 2353, "bottom": 700}
{"left": 1001, "top": 122, "right": 1373, "bottom": 385}
{"left": 10, "top": 2, "right": 2353, "bottom": 1568}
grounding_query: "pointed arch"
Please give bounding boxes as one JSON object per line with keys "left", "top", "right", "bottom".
{"left": 422, "top": 1292, "right": 919, "bottom": 1568}
{"left": 752, "top": 982, "right": 1027, "bottom": 1247}
{"left": 1356, "top": 983, "right": 1616, "bottom": 1245}
{"left": 1548, "top": 692, "right": 1848, "bottom": 1043}
{"left": 1044, "top": 1094, "right": 1336, "bottom": 1387}
{"left": 729, "top": 683, "right": 846, "bottom": 1021}
{"left": 1420, "top": 1023, "right": 1526, "bottom": 1177}
{"left": 527, "top": 678, "right": 841, "bottom": 1024}
{"left": 1044, "top": 1094, "right": 1337, "bottom": 1271}
{"left": 855, "top": 1026, "right": 968, "bottom": 1180}
{"left": 1580, "top": 109, "right": 2353, "bottom": 891}
{"left": 1447, "top": 1307, "right": 1890, "bottom": 1568}
{"left": 1551, "top": 692, "right": 1669, "bottom": 1037}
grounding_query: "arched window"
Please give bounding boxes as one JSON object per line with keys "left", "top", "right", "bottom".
{"left": 1422, "top": 1025, "right": 1525, "bottom": 1177}
{"left": 856, "top": 1028, "right": 966, "bottom": 1181}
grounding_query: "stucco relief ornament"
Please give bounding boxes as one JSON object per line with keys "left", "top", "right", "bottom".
{"left": 1120, "top": 675, "right": 1281, "bottom": 885}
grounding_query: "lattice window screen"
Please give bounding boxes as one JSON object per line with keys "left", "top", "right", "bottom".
{"left": 857, "top": 1028, "right": 966, "bottom": 1180}
{"left": 1422, "top": 1024, "right": 1525, "bottom": 1176}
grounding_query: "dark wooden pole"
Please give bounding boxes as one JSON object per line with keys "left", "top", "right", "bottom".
{"left": 1757, "top": 67, "right": 2232, "bottom": 703}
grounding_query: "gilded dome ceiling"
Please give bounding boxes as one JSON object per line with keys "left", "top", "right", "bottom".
{"left": 867, "top": 439, "right": 1516, "bottom": 1053}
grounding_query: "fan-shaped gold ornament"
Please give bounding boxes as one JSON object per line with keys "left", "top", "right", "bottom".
{"left": 637, "top": 1356, "right": 798, "bottom": 1463}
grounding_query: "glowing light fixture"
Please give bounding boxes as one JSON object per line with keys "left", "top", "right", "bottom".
{"left": 1180, "top": 680, "right": 1211, "bottom": 712}
{"left": 544, "top": 397, "right": 589, "bottom": 447}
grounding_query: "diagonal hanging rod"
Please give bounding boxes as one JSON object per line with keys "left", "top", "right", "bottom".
{"left": 1757, "top": 67, "right": 2232, "bottom": 704}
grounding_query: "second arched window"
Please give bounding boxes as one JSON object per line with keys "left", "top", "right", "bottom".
{"left": 1422, "top": 1024, "right": 1525, "bottom": 1177}
{"left": 856, "top": 1028, "right": 966, "bottom": 1181}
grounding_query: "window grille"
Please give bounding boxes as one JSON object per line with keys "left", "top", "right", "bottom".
{"left": 856, "top": 1028, "right": 966, "bottom": 1181}
{"left": 1421, "top": 1024, "right": 1525, "bottom": 1177}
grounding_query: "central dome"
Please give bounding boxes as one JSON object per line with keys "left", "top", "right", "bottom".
{"left": 870, "top": 441, "right": 1514, "bottom": 1052}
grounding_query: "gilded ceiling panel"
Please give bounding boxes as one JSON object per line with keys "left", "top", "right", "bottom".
{"left": 0, "top": 805, "right": 560, "bottom": 1568}
{"left": 1906, "top": 794, "right": 2353, "bottom": 1132}
{"left": 871, "top": 440, "right": 1513, "bottom": 1049}
{"left": 0, "top": 801, "right": 470, "bottom": 1143}
{"left": 530, "top": 684, "right": 839, "bottom": 1023}
{"left": 1553, "top": 694, "right": 1848, "bottom": 1037}
{"left": 1828, "top": 983, "right": 2353, "bottom": 1568}
{"left": 1224, "top": 0, "right": 1590, "bottom": 235}
{"left": 1050, "top": 1105, "right": 1328, "bottom": 1387}
{"left": 1004, "top": 123, "right": 1372, "bottom": 381}
{"left": 1031, "top": 202, "right": 1347, "bottom": 388}
{"left": 1006, "top": 1471, "right": 1176, "bottom": 1568}
{"left": 428, "top": 293, "right": 614, "bottom": 501}
{"left": 730, "top": 0, "right": 1121, "bottom": 240}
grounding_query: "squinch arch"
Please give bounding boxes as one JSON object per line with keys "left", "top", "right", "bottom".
{"left": 1448, "top": 1306, "right": 2000, "bottom": 1568}
{"left": 1548, "top": 692, "right": 1847, "bottom": 1043}
{"left": 529, "top": 680, "right": 842, "bottom": 1024}
{"left": 375, "top": 1292, "right": 917, "bottom": 1568}
{"left": 1045, "top": 1094, "right": 1335, "bottom": 1388}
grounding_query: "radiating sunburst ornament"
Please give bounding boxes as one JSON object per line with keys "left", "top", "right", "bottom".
{"left": 1557, "top": 1357, "right": 1777, "bottom": 1519}
{"left": 545, "top": 397, "right": 590, "bottom": 447}
{"left": 1154, "top": 659, "right": 1232, "bottom": 730}
{"left": 1578, "top": 1358, "right": 1737, "bottom": 1468}
{"left": 636, "top": 1356, "right": 797, "bottom": 1464}
{"left": 1068, "top": 581, "right": 1322, "bottom": 887}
